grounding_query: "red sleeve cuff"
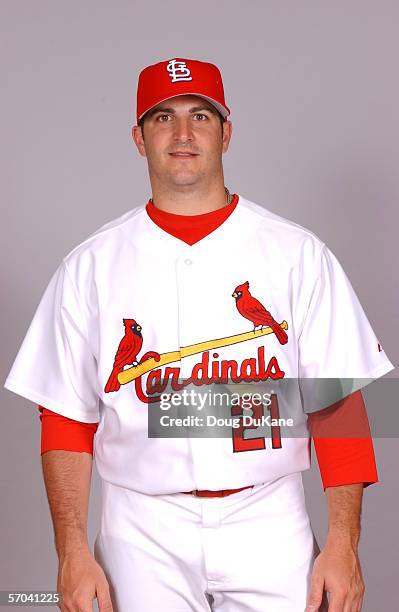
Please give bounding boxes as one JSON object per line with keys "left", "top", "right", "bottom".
{"left": 312, "top": 436, "right": 378, "bottom": 490}
{"left": 38, "top": 405, "right": 98, "bottom": 455}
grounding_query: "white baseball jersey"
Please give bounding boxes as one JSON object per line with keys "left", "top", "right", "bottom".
{"left": 4, "top": 195, "right": 394, "bottom": 494}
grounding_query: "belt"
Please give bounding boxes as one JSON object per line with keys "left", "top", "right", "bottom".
{"left": 182, "top": 485, "right": 254, "bottom": 498}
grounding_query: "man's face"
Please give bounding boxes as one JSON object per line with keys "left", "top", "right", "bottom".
{"left": 132, "top": 95, "right": 232, "bottom": 189}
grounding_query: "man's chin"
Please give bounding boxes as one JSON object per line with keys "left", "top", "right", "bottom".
{"left": 168, "top": 174, "right": 201, "bottom": 188}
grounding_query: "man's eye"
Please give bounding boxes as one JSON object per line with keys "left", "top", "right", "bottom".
{"left": 157, "top": 114, "right": 171, "bottom": 122}
{"left": 194, "top": 113, "right": 207, "bottom": 120}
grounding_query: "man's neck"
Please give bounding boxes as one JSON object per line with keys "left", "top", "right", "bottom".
{"left": 148, "top": 184, "right": 230, "bottom": 215}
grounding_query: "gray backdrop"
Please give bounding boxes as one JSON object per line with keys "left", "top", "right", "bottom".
{"left": 1, "top": 1, "right": 398, "bottom": 610}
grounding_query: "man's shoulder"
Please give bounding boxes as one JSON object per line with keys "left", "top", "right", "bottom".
{"left": 237, "top": 194, "right": 325, "bottom": 257}
{"left": 61, "top": 203, "right": 146, "bottom": 269}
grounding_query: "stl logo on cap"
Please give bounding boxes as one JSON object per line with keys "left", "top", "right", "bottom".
{"left": 166, "top": 59, "right": 193, "bottom": 83}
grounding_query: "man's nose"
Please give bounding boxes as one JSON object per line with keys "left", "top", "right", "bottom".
{"left": 172, "top": 117, "right": 194, "bottom": 142}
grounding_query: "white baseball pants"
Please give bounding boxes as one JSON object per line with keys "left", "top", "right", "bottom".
{"left": 94, "top": 472, "right": 325, "bottom": 611}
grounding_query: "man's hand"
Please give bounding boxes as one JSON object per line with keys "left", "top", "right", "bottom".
{"left": 58, "top": 548, "right": 113, "bottom": 612}
{"left": 306, "top": 539, "right": 365, "bottom": 611}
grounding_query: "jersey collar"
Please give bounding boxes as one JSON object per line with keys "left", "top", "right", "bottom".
{"left": 123, "top": 195, "right": 260, "bottom": 259}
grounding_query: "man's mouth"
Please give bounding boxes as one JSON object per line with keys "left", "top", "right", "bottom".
{"left": 169, "top": 152, "right": 198, "bottom": 157}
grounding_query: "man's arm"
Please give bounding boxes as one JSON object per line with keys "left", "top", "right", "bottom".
{"left": 42, "top": 450, "right": 113, "bottom": 612}
{"left": 42, "top": 450, "right": 92, "bottom": 557}
{"left": 306, "top": 483, "right": 365, "bottom": 612}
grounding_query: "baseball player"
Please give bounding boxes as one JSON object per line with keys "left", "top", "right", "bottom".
{"left": 4, "top": 58, "right": 394, "bottom": 612}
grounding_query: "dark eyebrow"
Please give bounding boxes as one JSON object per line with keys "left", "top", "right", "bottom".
{"left": 145, "top": 104, "right": 217, "bottom": 119}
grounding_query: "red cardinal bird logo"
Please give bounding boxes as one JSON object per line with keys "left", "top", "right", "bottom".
{"left": 232, "top": 281, "right": 288, "bottom": 345}
{"left": 104, "top": 318, "right": 143, "bottom": 393}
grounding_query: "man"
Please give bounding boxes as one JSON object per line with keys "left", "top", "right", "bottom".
{"left": 4, "top": 58, "right": 394, "bottom": 611}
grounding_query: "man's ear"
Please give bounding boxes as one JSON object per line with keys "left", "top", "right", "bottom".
{"left": 222, "top": 119, "right": 233, "bottom": 154}
{"left": 132, "top": 125, "right": 147, "bottom": 157}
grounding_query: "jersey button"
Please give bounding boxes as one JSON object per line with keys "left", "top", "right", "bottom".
{"left": 184, "top": 258, "right": 193, "bottom": 265}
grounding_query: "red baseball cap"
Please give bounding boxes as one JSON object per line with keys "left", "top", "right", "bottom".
{"left": 136, "top": 57, "right": 230, "bottom": 124}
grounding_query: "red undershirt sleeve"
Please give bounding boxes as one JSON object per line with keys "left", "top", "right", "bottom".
{"left": 39, "top": 406, "right": 98, "bottom": 455}
{"left": 308, "top": 390, "right": 378, "bottom": 490}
